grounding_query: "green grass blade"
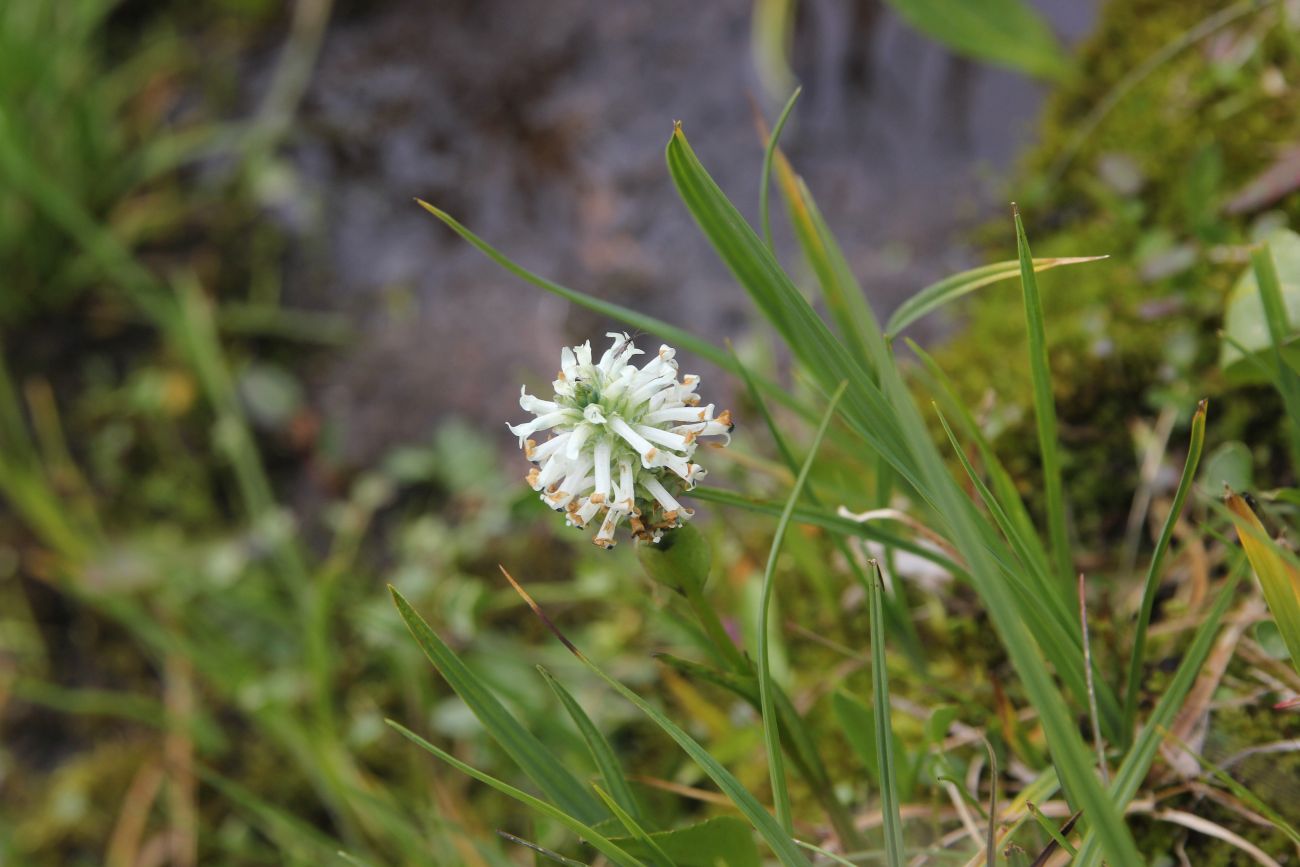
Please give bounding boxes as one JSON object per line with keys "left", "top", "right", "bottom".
{"left": 668, "top": 124, "right": 914, "bottom": 483}
{"left": 1122, "top": 399, "right": 1208, "bottom": 739}
{"left": 413, "top": 198, "right": 807, "bottom": 419}
{"left": 885, "top": 256, "right": 1106, "bottom": 337}
{"left": 1252, "top": 242, "right": 1300, "bottom": 466}
{"left": 760, "top": 87, "right": 802, "bottom": 252}
{"left": 388, "top": 587, "right": 605, "bottom": 824}
{"left": 757, "top": 381, "right": 847, "bottom": 832}
{"left": 496, "top": 832, "right": 590, "bottom": 867}
{"left": 538, "top": 666, "right": 645, "bottom": 823}
{"left": 932, "top": 406, "right": 1082, "bottom": 649}
{"left": 1226, "top": 494, "right": 1300, "bottom": 673}
{"left": 1074, "top": 565, "right": 1243, "bottom": 865}
{"left": 770, "top": 147, "right": 881, "bottom": 370}
{"left": 386, "top": 721, "right": 647, "bottom": 867}
{"left": 689, "top": 487, "right": 967, "bottom": 581}
{"left": 1013, "top": 206, "right": 1072, "bottom": 590}
{"left": 669, "top": 127, "right": 1141, "bottom": 862}
{"left": 592, "top": 785, "right": 673, "bottom": 867}
{"left": 501, "top": 573, "right": 812, "bottom": 867}
{"left": 867, "top": 561, "right": 906, "bottom": 865}
{"left": 908, "top": 337, "right": 1054, "bottom": 584}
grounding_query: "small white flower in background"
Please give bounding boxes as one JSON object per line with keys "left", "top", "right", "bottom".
{"left": 510, "top": 333, "right": 732, "bottom": 548}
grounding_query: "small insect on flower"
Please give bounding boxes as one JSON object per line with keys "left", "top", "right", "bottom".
{"left": 509, "top": 333, "right": 733, "bottom": 548}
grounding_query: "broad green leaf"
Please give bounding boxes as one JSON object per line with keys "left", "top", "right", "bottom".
{"left": 1220, "top": 229, "right": 1300, "bottom": 383}
{"left": 389, "top": 587, "right": 605, "bottom": 824}
{"left": 885, "top": 256, "right": 1106, "bottom": 337}
{"left": 539, "top": 667, "right": 645, "bottom": 824}
{"left": 1200, "top": 440, "right": 1253, "bottom": 492}
{"left": 387, "top": 722, "right": 646, "bottom": 867}
{"left": 1226, "top": 492, "right": 1300, "bottom": 674}
{"left": 881, "top": 0, "right": 1071, "bottom": 81}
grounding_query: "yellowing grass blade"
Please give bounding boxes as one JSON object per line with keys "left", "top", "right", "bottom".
{"left": 1226, "top": 491, "right": 1300, "bottom": 675}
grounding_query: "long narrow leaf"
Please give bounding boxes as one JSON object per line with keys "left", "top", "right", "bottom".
{"left": 1073, "top": 566, "right": 1243, "bottom": 865}
{"left": 386, "top": 721, "right": 646, "bottom": 867}
{"left": 389, "top": 588, "right": 604, "bottom": 824}
{"left": 1014, "top": 206, "right": 1072, "bottom": 590}
{"left": 413, "top": 198, "right": 807, "bottom": 419}
{"left": 760, "top": 87, "right": 802, "bottom": 251}
{"left": 867, "top": 562, "right": 906, "bottom": 865}
{"left": 1122, "top": 400, "right": 1208, "bottom": 737}
{"left": 539, "top": 666, "right": 644, "bottom": 823}
{"left": 757, "top": 381, "right": 847, "bottom": 831}
{"left": 1225, "top": 494, "right": 1300, "bottom": 673}
{"left": 592, "top": 785, "right": 673, "bottom": 867}
{"left": 499, "top": 569, "right": 812, "bottom": 867}
{"left": 670, "top": 126, "right": 1141, "bottom": 862}
{"left": 885, "top": 256, "right": 1107, "bottom": 337}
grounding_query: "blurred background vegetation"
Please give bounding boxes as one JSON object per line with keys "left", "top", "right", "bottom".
{"left": 2, "top": 0, "right": 1300, "bottom": 864}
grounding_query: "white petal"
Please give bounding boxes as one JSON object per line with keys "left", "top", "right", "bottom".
{"left": 644, "top": 404, "right": 712, "bottom": 425}
{"left": 609, "top": 417, "right": 658, "bottom": 467}
{"left": 529, "top": 432, "right": 571, "bottom": 463}
{"left": 565, "top": 421, "right": 594, "bottom": 459}
{"left": 593, "top": 505, "right": 626, "bottom": 548}
{"left": 635, "top": 424, "right": 689, "bottom": 451}
{"left": 642, "top": 475, "right": 684, "bottom": 513}
{"left": 508, "top": 410, "right": 574, "bottom": 444}
{"left": 592, "top": 438, "right": 613, "bottom": 502}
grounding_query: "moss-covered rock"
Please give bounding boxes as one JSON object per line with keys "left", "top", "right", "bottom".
{"left": 930, "top": 0, "right": 1300, "bottom": 546}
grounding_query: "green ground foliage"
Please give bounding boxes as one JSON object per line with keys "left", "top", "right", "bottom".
{"left": 5, "top": 0, "right": 1300, "bottom": 865}
{"left": 933, "top": 0, "right": 1300, "bottom": 545}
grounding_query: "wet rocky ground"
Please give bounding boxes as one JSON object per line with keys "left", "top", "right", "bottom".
{"left": 284, "top": 0, "right": 1095, "bottom": 466}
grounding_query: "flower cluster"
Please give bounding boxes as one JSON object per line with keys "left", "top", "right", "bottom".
{"left": 509, "top": 333, "right": 732, "bottom": 548}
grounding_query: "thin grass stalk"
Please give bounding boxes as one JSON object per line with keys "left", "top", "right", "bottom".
{"left": 757, "top": 381, "right": 847, "bottom": 832}
{"left": 1013, "top": 205, "right": 1071, "bottom": 590}
{"left": 868, "top": 561, "right": 906, "bottom": 865}
{"left": 1121, "top": 399, "right": 1207, "bottom": 741}
{"left": 760, "top": 87, "right": 802, "bottom": 252}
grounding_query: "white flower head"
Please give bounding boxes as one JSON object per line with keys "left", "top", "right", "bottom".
{"left": 510, "top": 333, "right": 732, "bottom": 548}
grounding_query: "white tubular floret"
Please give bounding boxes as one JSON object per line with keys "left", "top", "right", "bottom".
{"left": 510, "top": 334, "right": 731, "bottom": 547}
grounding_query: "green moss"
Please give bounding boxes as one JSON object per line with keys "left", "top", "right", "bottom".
{"left": 930, "top": 0, "right": 1300, "bottom": 543}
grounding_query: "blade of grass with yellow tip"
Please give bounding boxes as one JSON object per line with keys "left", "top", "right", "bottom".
{"left": 886, "top": 255, "right": 1108, "bottom": 338}
{"left": 668, "top": 123, "right": 1142, "bottom": 864}
{"left": 1226, "top": 491, "right": 1300, "bottom": 675}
